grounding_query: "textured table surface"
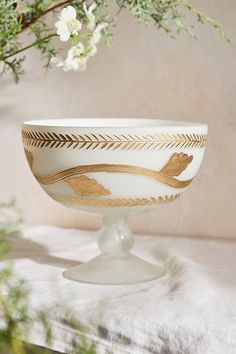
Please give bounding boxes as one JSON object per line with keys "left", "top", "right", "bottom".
{"left": 1, "top": 225, "right": 236, "bottom": 354}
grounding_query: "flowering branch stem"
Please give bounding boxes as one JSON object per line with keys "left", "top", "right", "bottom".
{"left": 2, "top": 34, "right": 57, "bottom": 61}
{"left": 20, "top": 0, "right": 74, "bottom": 32}
{"left": 116, "top": 1, "right": 125, "bottom": 16}
{"left": 179, "top": 0, "right": 232, "bottom": 44}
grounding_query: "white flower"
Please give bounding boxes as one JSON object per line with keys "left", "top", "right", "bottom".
{"left": 87, "top": 43, "right": 97, "bottom": 57}
{"left": 50, "top": 56, "right": 64, "bottom": 68}
{"left": 83, "top": 2, "right": 97, "bottom": 31}
{"left": 90, "top": 22, "right": 108, "bottom": 46}
{"left": 63, "top": 43, "right": 87, "bottom": 71}
{"left": 55, "top": 6, "right": 82, "bottom": 42}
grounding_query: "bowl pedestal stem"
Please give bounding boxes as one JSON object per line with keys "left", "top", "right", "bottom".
{"left": 63, "top": 215, "right": 165, "bottom": 285}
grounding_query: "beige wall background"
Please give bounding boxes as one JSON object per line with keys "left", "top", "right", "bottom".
{"left": 0, "top": 0, "right": 235, "bottom": 239}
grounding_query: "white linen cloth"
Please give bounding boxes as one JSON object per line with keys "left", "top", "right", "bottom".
{"left": 1, "top": 225, "right": 236, "bottom": 354}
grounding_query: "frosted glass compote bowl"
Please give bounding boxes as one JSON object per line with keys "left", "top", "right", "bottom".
{"left": 22, "top": 118, "right": 207, "bottom": 285}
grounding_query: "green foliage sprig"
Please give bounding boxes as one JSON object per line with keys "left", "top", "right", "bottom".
{"left": 0, "top": 200, "right": 108, "bottom": 353}
{"left": 0, "top": 265, "right": 53, "bottom": 354}
{"left": 0, "top": 0, "right": 230, "bottom": 82}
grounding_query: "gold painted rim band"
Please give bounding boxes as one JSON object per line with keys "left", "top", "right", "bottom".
{"left": 22, "top": 130, "right": 207, "bottom": 150}
{"left": 35, "top": 163, "right": 193, "bottom": 189}
{"left": 50, "top": 193, "right": 181, "bottom": 208}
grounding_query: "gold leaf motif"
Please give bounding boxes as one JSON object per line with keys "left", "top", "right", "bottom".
{"left": 50, "top": 193, "right": 181, "bottom": 208}
{"left": 160, "top": 153, "right": 193, "bottom": 177}
{"left": 65, "top": 175, "right": 111, "bottom": 196}
{"left": 24, "top": 149, "right": 33, "bottom": 168}
{"left": 22, "top": 130, "right": 207, "bottom": 151}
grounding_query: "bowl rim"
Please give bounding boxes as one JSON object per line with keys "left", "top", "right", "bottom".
{"left": 22, "top": 118, "right": 208, "bottom": 130}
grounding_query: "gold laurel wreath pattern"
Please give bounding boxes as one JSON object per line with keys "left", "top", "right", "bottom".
{"left": 50, "top": 193, "right": 181, "bottom": 208}
{"left": 22, "top": 130, "right": 206, "bottom": 150}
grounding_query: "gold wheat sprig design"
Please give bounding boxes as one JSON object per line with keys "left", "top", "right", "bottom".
{"left": 22, "top": 130, "right": 206, "bottom": 151}
{"left": 50, "top": 193, "right": 181, "bottom": 208}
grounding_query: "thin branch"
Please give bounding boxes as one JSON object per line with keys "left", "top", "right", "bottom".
{"left": 116, "top": 1, "right": 125, "bottom": 16}
{"left": 20, "top": 0, "right": 73, "bottom": 32}
{"left": 179, "top": 0, "right": 232, "bottom": 44}
{"left": 2, "top": 34, "right": 57, "bottom": 60}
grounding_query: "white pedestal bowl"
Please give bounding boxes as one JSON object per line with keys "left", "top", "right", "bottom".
{"left": 22, "top": 118, "right": 207, "bottom": 285}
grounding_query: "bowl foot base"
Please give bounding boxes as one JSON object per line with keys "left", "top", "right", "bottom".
{"left": 63, "top": 254, "right": 165, "bottom": 285}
